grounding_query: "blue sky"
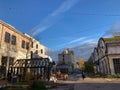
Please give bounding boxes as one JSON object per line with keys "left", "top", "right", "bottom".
{"left": 1, "top": 0, "right": 120, "bottom": 50}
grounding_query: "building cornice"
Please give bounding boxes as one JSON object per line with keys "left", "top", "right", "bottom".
{"left": 0, "top": 20, "right": 30, "bottom": 40}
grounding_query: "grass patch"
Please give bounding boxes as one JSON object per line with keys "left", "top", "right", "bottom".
{"left": 29, "top": 80, "right": 47, "bottom": 90}
{"left": 91, "top": 73, "right": 120, "bottom": 78}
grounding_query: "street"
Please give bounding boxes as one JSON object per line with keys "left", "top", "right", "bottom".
{"left": 74, "top": 83, "right": 120, "bottom": 90}
{"left": 1, "top": 74, "right": 120, "bottom": 90}
{"left": 48, "top": 74, "right": 120, "bottom": 90}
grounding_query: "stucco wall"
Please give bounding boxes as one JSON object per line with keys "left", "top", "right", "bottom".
{"left": 0, "top": 22, "right": 30, "bottom": 63}
{"left": 108, "top": 46, "right": 120, "bottom": 54}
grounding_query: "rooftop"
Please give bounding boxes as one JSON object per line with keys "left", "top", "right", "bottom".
{"left": 103, "top": 36, "right": 120, "bottom": 42}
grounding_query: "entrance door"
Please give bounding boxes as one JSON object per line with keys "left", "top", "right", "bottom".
{"left": 1, "top": 56, "right": 7, "bottom": 76}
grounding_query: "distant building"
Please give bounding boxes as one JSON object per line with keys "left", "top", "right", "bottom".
{"left": 0, "top": 20, "right": 51, "bottom": 77}
{"left": 56, "top": 49, "right": 76, "bottom": 74}
{"left": 92, "top": 36, "right": 120, "bottom": 75}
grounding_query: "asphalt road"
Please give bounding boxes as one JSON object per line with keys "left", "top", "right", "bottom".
{"left": 74, "top": 83, "right": 120, "bottom": 90}
{"left": 49, "top": 77, "right": 120, "bottom": 90}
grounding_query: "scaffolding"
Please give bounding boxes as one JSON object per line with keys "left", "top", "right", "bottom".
{"left": 8, "top": 57, "right": 53, "bottom": 81}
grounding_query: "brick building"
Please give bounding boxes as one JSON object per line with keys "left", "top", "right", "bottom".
{"left": 0, "top": 20, "right": 51, "bottom": 77}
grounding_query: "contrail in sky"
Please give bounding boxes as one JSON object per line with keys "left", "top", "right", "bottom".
{"left": 56, "top": 36, "right": 92, "bottom": 48}
{"left": 51, "top": 0, "right": 80, "bottom": 16}
{"left": 31, "top": 0, "right": 80, "bottom": 36}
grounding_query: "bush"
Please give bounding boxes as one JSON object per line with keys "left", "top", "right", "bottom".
{"left": 30, "top": 80, "right": 46, "bottom": 90}
{"left": 112, "top": 74, "right": 120, "bottom": 78}
{"left": 94, "top": 73, "right": 108, "bottom": 78}
{"left": 106, "top": 75, "right": 113, "bottom": 78}
{"left": 94, "top": 73, "right": 120, "bottom": 78}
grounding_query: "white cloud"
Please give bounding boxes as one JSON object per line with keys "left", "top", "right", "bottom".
{"left": 31, "top": 0, "right": 80, "bottom": 36}
{"left": 32, "top": 25, "right": 51, "bottom": 36}
{"left": 103, "top": 22, "right": 120, "bottom": 37}
{"left": 82, "top": 39, "right": 96, "bottom": 44}
{"left": 56, "top": 37, "right": 94, "bottom": 49}
{"left": 47, "top": 41, "right": 97, "bottom": 61}
{"left": 68, "top": 37, "right": 86, "bottom": 44}
{"left": 51, "top": 0, "right": 80, "bottom": 16}
{"left": 71, "top": 41, "right": 97, "bottom": 60}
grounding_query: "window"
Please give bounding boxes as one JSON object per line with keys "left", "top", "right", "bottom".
{"left": 26, "top": 42, "right": 29, "bottom": 49}
{"left": 36, "top": 44, "right": 38, "bottom": 49}
{"left": 36, "top": 50, "right": 38, "bottom": 54}
{"left": 1, "top": 56, "right": 7, "bottom": 66}
{"left": 5, "top": 32, "right": 10, "bottom": 43}
{"left": 11, "top": 35, "right": 16, "bottom": 45}
{"left": 113, "top": 58, "right": 120, "bottom": 74}
{"left": 22, "top": 40, "right": 25, "bottom": 48}
{"left": 31, "top": 42, "right": 33, "bottom": 48}
{"left": 31, "top": 51, "right": 33, "bottom": 59}
{"left": 41, "top": 49, "right": 43, "bottom": 54}
{"left": 63, "top": 55, "right": 65, "bottom": 61}
{"left": 9, "top": 57, "right": 14, "bottom": 66}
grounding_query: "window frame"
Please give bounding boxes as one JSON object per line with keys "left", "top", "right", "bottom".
{"left": 113, "top": 58, "right": 120, "bottom": 74}
{"left": 22, "top": 40, "right": 25, "bottom": 48}
{"left": 36, "top": 44, "right": 38, "bottom": 49}
{"left": 11, "top": 35, "right": 16, "bottom": 45}
{"left": 41, "top": 49, "right": 43, "bottom": 54}
{"left": 31, "top": 51, "right": 33, "bottom": 59}
{"left": 36, "top": 50, "right": 38, "bottom": 54}
{"left": 5, "top": 32, "right": 10, "bottom": 43}
{"left": 26, "top": 42, "right": 29, "bottom": 49}
{"left": 31, "top": 42, "right": 33, "bottom": 48}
